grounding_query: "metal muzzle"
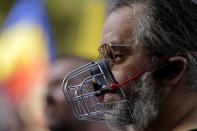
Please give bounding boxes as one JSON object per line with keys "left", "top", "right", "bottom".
{"left": 62, "top": 59, "right": 132, "bottom": 121}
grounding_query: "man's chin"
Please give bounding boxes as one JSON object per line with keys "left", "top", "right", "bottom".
{"left": 105, "top": 114, "right": 134, "bottom": 131}
{"left": 104, "top": 93, "right": 122, "bottom": 102}
{"left": 103, "top": 99, "right": 134, "bottom": 131}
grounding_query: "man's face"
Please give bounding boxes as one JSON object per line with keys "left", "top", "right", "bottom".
{"left": 100, "top": 6, "right": 160, "bottom": 130}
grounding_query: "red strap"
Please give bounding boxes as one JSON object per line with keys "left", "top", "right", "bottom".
{"left": 109, "top": 51, "right": 197, "bottom": 90}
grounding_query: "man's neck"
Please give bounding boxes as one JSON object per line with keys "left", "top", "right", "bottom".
{"left": 148, "top": 86, "right": 197, "bottom": 131}
{"left": 171, "top": 106, "right": 197, "bottom": 131}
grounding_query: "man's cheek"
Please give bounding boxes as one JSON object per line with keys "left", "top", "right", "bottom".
{"left": 112, "top": 70, "right": 128, "bottom": 84}
{"left": 112, "top": 69, "right": 137, "bottom": 97}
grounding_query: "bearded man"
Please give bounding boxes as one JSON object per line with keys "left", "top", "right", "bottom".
{"left": 99, "top": 0, "right": 197, "bottom": 130}
{"left": 63, "top": 0, "right": 197, "bottom": 131}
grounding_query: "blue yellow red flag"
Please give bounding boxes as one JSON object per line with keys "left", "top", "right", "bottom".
{"left": 0, "top": 0, "right": 55, "bottom": 101}
{"left": 0, "top": 0, "right": 55, "bottom": 129}
{"left": 0, "top": 0, "right": 55, "bottom": 110}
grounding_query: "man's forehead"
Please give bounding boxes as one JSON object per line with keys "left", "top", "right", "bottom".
{"left": 100, "top": 3, "right": 144, "bottom": 46}
{"left": 102, "top": 7, "right": 134, "bottom": 35}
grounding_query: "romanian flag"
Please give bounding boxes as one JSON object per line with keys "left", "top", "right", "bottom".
{"left": 0, "top": 0, "right": 55, "bottom": 129}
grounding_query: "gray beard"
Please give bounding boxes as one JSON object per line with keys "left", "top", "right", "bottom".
{"left": 104, "top": 72, "right": 161, "bottom": 131}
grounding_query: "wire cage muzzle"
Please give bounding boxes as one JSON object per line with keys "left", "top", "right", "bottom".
{"left": 62, "top": 59, "right": 127, "bottom": 121}
{"left": 90, "top": 60, "right": 117, "bottom": 95}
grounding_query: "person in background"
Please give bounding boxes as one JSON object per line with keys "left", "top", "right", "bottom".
{"left": 45, "top": 56, "right": 107, "bottom": 131}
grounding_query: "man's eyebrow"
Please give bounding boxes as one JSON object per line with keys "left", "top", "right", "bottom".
{"left": 112, "top": 46, "right": 131, "bottom": 52}
{"left": 111, "top": 46, "right": 132, "bottom": 55}
{"left": 111, "top": 44, "right": 135, "bottom": 47}
{"left": 110, "top": 42, "right": 135, "bottom": 46}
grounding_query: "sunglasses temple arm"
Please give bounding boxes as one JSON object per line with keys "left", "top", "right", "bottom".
{"left": 109, "top": 59, "right": 167, "bottom": 90}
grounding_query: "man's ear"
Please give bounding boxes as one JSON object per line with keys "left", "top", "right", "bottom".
{"left": 153, "top": 56, "right": 187, "bottom": 87}
{"left": 163, "top": 56, "right": 187, "bottom": 87}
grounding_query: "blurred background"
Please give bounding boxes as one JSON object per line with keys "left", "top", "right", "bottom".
{"left": 0, "top": 0, "right": 105, "bottom": 59}
{"left": 0, "top": 0, "right": 107, "bottom": 130}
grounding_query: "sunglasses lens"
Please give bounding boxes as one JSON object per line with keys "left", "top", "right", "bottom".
{"left": 99, "top": 44, "right": 114, "bottom": 60}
